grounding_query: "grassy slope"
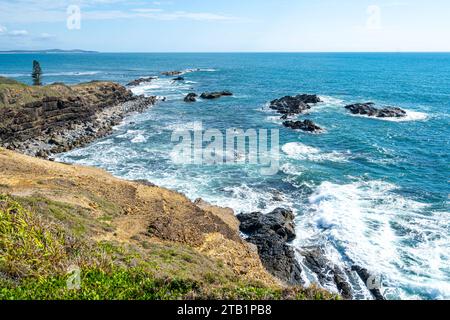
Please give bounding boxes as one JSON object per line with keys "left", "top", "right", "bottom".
{"left": 0, "top": 148, "right": 338, "bottom": 300}
{"left": 0, "top": 76, "right": 125, "bottom": 109}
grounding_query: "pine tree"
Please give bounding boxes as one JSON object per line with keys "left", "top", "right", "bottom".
{"left": 32, "top": 60, "right": 42, "bottom": 86}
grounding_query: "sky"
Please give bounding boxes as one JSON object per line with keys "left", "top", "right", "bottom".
{"left": 0, "top": 0, "right": 449, "bottom": 52}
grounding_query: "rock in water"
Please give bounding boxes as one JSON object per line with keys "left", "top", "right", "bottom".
{"left": 283, "top": 120, "right": 323, "bottom": 132}
{"left": 173, "top": 76, "right": 185, "bottom": 81}
{"left": 351, "top": 265, "right": 386, "bottom": 300}
{"left": 184, "top": 93, "right": 198, "bottom": 102}
{"left": 237, "top": 208, "right": 303, "bottom": 285}
{"left": 300, "top": 248, "right": 353, "bottom": 300}
{"left": 126, "top": 76, "right": 157, "bottom": 87}
{"left": 161, "top": 70, "right": 183, "bottom": 76}
{"left": 345, "top": 103, "right": 407, "bottom": 118}
{"left": 200, "top": 91, "right": 233, "bottom": 99}
{"left": 270, "top": 94, "right": 322, "bottom": 115}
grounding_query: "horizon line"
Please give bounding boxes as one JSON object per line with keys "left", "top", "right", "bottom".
{"left": 1, "top": 50, "right": 450, "bottom": 54}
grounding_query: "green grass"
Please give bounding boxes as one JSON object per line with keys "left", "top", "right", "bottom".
{"left": 0, "top": 194, "right": 339, "bottom": 300}
{"left": 0, "top": 76, "right": 26, "bottom": 86}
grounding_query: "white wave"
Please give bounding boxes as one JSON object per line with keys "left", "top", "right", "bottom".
{"left": 184, "top": 68, "right": 217, "bottom": 73}
{"left": 282, "top": 142, "right": 349, "bottom": 163}
{"left": 294, "top": 180, "right": 450, "bottom": 299}
{"left": 130, "top": 77, "right": 196, "bottom": 99}
{"left": 319, "top": 95, "right": 345, "bottom": 106}
{"left": 131, "top": 134, "right": 147, "bottom": 144}
{"left": 350, "top": 110, "right": 429, "bottom": 122}
{"left": 207, "top": 184, "right": 294, "bottom": 214}
{"left": 46, "top": 71, "right": 101, "bottom": 76}
{"left": 381, "top": 110, "right": 428, "bottom": 122}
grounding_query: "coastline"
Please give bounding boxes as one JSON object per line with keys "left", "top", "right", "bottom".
{"left": 0, "top": 77, "right": 338, "bottom": 300}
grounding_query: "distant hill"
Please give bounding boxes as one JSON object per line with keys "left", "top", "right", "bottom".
{"left": 0, "top": 49, "right": 98, "bottom": 54}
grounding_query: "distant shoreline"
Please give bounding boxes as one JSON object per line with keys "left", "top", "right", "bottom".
{"left": 0, "top": 49, "right": 98, "bottom": 54}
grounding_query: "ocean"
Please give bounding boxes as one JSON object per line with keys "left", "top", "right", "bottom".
{"left": 1, "top": 52, "right": 449, "bottom": 300}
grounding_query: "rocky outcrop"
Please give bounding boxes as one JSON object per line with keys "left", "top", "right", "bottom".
{"left": 200, "top": 91, "right": 233, "bottom": 99}
{"left": 0, "top": 82, "right": 156, "bottom": 158}
{"left": 351, "top": 266, "right": 385, "bottom": 300}
{"left": 270, "top": 94, "right": 321, "bottom": 115}
{"left": 300, "top": 248, "right": 353, "bottom": 300}
{"left": 237, "top": 208, "right": 303, "bottom": 285}
{"left": 184, "top": 93, "right": 198, "bottom": 103}
{"left": 345, "top": 103, "right": 406, "bottom": 118}
{"left": 161, "top": 70, "right": 183, "bottom": 76}
{"left": 126, "top": 76, "right": 157, "bottom": 87}
{"left": 283, "top": 120, "right": 323, "bottom": 132}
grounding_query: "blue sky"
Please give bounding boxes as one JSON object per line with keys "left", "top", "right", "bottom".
{"left": 0, "top": 0, "right": 449, "bottom": 52}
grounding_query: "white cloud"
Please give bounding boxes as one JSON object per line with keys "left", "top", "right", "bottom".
{"left": 39, "top": 32, "right": 54, "bottom": 39}
{"left": 0, "top": 1, "right": 239, "bottom": 23}
{"left": 0, "top": 25, "right": 6, "bottom": 33}
{"left": 9, "top": 30, "right": 28, "bottom": 36}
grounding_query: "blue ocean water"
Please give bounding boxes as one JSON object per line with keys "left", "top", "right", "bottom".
{"left": 1, "top": 53, "right": 449, "bottom": 299}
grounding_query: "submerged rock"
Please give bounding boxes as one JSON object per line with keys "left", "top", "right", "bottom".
{"left": 172, "top": 76, "right": 185, "bottom": 81}
{"left": 270, "top": 94, "right": 321, "bottom": 115}
{"left": 200, "top": 91, "right": 233, "bottom": 99}
{"left": 283, "top": 120, "right": 322, "bottom": 132}
{"left": 345, "top": 103, "right": 406, "bottom": 118}
{"left": 237, "top": 208, "right": 303, "bottom": 285}
{"left": 184, "top": 93, "right": 198, "bottom": 103}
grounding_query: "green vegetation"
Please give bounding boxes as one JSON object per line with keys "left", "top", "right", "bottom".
{"left": 0, "top": 195, "right": 338, "bottom": 300}
{"left": 32, "top": 60, "right": 42, "bottom": 86}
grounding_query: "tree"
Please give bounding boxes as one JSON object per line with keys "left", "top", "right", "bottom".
{"left": 32, "top": 60, "right": 42, "bottom": 86}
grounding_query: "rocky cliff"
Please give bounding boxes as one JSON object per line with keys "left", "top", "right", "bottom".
{"left": 0, "top": 148, "right": 337, "bottom": 300}
{"left": 0, "top": 79, "right": 155, "bottom": 157}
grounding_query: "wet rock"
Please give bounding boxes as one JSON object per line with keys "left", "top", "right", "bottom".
{"left": 300, "top": 248, "right": 353, "bottom": 300}
{"left": 184, "top": 93, "right": 198, "bottom": 103}
{"left": 351, "top": 265, "right": 385, "bottom": 300}
{"left": 237, "top": 208, "right": 302, "bottom": 285}
{"left": 200, "top": 91, "right": 234, "bottom": 99}
{"left": 161, "top": 70, "right": 183, "bottom": 76}
{"left": 283, "top": 120, "right": 323, "bottom": 132}
{"left": 270, "top": 94, "right": 321, "bottom": 115}
{"left": 172, "top": 76, "right": 185, "bottom": 81}
{"left": 345, "top": 103, "right": 406, "bottom": 118}
{"left": 126, "top": 76, "right": 157, "bottom": 87}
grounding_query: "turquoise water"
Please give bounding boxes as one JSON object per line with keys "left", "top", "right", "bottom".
{"left": 1, "top": 53, "right": 449, "bottom": 299}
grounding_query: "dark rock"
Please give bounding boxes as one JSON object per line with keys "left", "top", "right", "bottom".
{"left": 300, "top": 248, "right": 353, "bottom": 300}
{"left": 351, "top": 265, "right": 385, "bottom": 300}
{"left": 200, "top": 91, "right": 233, "bottom": 100}
{"left": 345, "top": 103, "right": 406, "bottom": 118}
{"left": 126, "top": 77, "right": 157, "bottom": 87}
{"left": 172, "top": 76, "right": 185, "bottom": 81}
{"left": 0, "top": 84, "right": 157, "bottom": 158}
{"left": 270, "top": 94, "right": 321, "bottom": 115}
{"left": 184, "top": 93, "right": 198, "bottom": 103}
{"left": 161, "top": 70, "right": 183, "bottom": 76}
{"left": 283, "top": 120, "right": 323, "bottom": 132}
{"left": 237, "top": 208, "right": 302, "bottom": 285}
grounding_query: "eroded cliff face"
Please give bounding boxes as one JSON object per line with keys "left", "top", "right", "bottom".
{"left": 0, "top": 148, "right": 278, "bottom": 288}
{"left": 0, "top": 82, "right": 155, "bottom": 157}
